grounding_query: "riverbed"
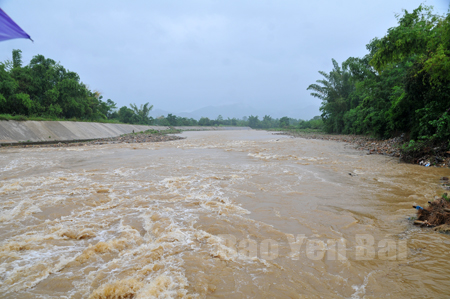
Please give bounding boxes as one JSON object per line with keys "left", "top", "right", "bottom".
{"left": 1, "top": 130, "right": 449, "bottom": 298}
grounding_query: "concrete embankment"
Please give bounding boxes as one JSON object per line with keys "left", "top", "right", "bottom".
{"left": 0, "top": 120, "right": 250, "bottom": 144}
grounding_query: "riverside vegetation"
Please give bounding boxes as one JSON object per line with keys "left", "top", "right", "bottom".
{"left": 307, "top": 4, "right": 450, "bottom": 163}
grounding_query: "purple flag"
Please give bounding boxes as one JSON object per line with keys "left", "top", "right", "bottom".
{"left": 0, "top": 8, "right": 32, "bottom": 42}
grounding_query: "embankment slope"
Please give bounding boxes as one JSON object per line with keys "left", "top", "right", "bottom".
{"left": 0, "top": 120, "right": 250, "bottom": 143}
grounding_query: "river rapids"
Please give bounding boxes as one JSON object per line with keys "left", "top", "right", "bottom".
{"left": 1, "top": 130, "right": 449, "bottom": 298}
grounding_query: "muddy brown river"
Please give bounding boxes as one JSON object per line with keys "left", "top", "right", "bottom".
{"left": 1, "top": 130, "right": 449, "bottom": 298}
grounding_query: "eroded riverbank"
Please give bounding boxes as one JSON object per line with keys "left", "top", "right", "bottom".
{"left": 1, "top": 130, "right": 449, "bottom": 298}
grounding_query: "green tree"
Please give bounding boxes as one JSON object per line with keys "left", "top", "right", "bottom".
{"left": 12, "top": 49, "right": 22, "bottom": 69}
{"left": 248, "top": 115, "right": 260, "bottom": 128}
{"left": 118, "top": 106, "right": 135, "bottom": 124}
{"left": 198, "top": 117, "right": 211, "bottom": 126}
{"left": 166, "top": 113, "right": 177, "bottom": 126}
{"left": 262, "top": 115, "right": 273, "bottom": 128}
{"left": 305, "top": 4, "right": 450, "bottom": 154}
{"left": 279, "top": 116, "right": 290, "bottom": 128}
{"left": 130, "top": 102, "right": 153, "bottom": 124}
{"left": 307, "top": 59, "right": 354, "bottom": 133}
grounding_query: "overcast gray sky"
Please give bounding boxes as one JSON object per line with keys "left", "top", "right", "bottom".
{"left": 1, "top": 0, "right": 449, "bottom": 119}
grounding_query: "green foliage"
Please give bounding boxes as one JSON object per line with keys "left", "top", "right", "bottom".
{"left": 298, "top": 116, "right": 323, "bottom": 130}
{"left": 248, "top": 115, "right": 260, "bottom": 128}
{"left": 12, "top": 49, "right": 22, "bottom": 68}
{"left": 370, "top": 5, "right": 450, "bottom": 86}
{"left": 370, "top": 5, "right": 437, "bottom": 71}
{"left": 148, "top": 113, "right": 312, "bottom": 130}
{"left": 0, "top": 50, "right": 120, "bottom": 121}
{"left": 165, "top": 113, "right": 177, "bottom": 126}
{"left": 402, "top": 139, "right": 425, "bottom": 153}
{"left": 129, "top": 102, "right": 154, "bottom": 124}
{"left": 307, "top": 59, "right": 355, "bottom": 133}
{"left": 143, "top": 129, "right": 159, "bottom": 134}
{"left": 279, "top": 116, "right": 290, "bottom": 128}
{"left": 307, "top": 4, "right": 450, "bottom": 154}
{"left": 118, "top": 106, "right": 135, "bottom": 124}
{"left": 198, "top": 117, "right": 211, "bottom": 126}
{"left": 0, "top": 50, "right": 159, "bottom": 126}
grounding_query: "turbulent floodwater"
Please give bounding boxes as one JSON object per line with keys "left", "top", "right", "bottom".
{"left": 1, "top": 130, "right": 450, "bottom": 299}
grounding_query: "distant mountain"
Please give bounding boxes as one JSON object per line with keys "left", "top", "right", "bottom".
{"left": 148, "top": 104, "right": 321, "bottom": 121}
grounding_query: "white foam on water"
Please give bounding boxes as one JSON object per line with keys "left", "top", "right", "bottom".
{"left": 1, "top": 131, "right": 424, "bottom": 298}
{"left": 351, "top": 271, "right": 377, "bottom": 299}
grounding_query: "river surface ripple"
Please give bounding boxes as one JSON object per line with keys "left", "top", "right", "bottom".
{"left": 1, "top": 130, "right": 449, "bottom": 298}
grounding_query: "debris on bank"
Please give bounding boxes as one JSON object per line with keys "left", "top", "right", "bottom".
{"left": 413, "top": 195, "right": 450, "bottom": 232}
{"left": 413, "top": 177, "right": 450, "bottom": 233}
